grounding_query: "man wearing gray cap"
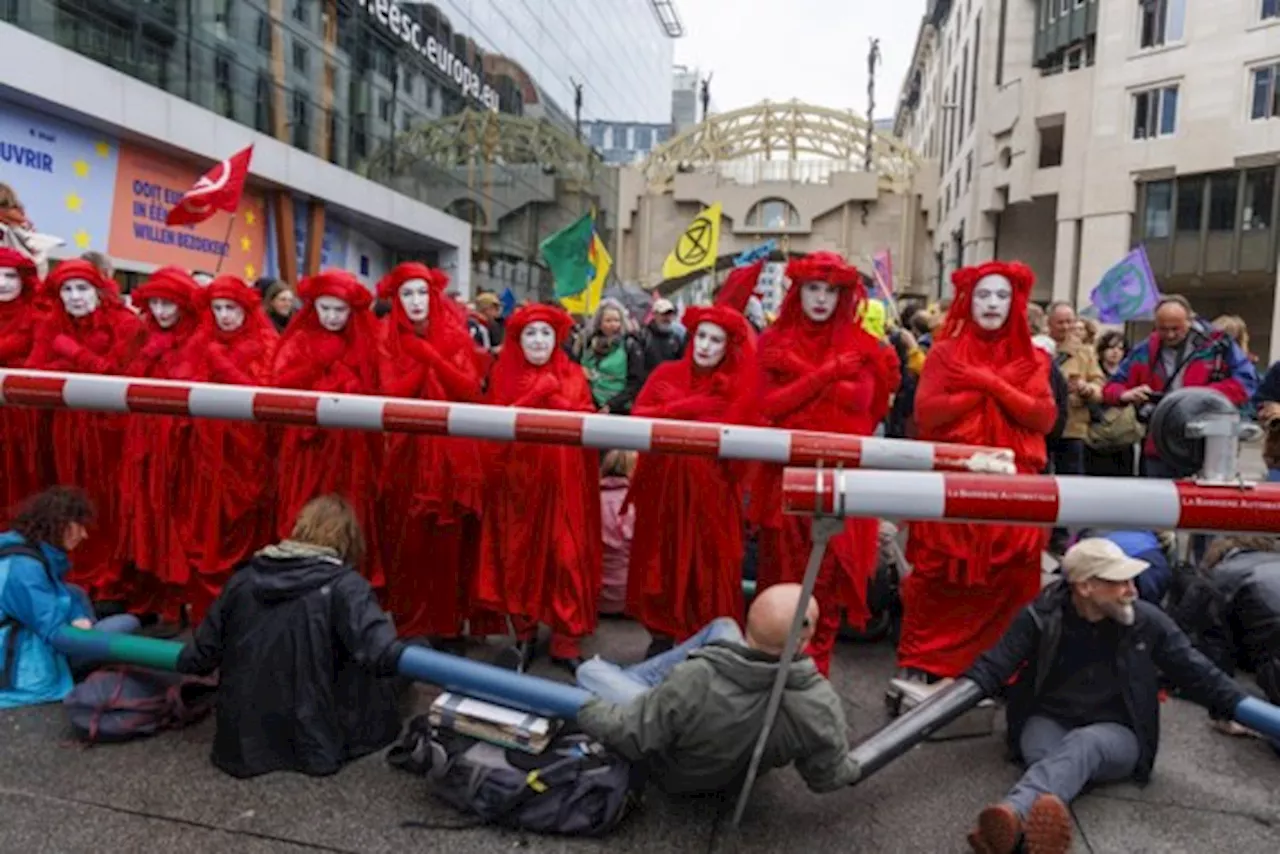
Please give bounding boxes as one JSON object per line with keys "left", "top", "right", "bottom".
{"left": 640, "top": 298, "right": 686, "bottom": 378}
{"left": 962, "top": 538, "right": 1249, "bottom": 854}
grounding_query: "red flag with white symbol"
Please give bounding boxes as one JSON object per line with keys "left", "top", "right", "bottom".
{"left": 165, "top": 144, "right": 254, "bottom": 227}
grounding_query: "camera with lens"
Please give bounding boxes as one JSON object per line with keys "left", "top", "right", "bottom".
{"left": 1135, "top": 391, "right": 1164, "bottom": 424}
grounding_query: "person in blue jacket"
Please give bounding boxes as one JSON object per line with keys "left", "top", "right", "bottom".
{"left": 0, "top": 486, "right": 140, "bottom": 709}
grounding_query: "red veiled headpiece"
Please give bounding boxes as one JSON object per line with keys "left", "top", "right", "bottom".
{"left": 684, "top": 305, "right": 753, "bottom": 352}
{"left": 282, "top": 269, "right": 380, "bottom": 369}
{"left": 940, "top": 260, "right": 1036, "bottom": 360}
{"left": 768, "top": 251, "right": 871, "bottom": 360}
{"left": 715, "top": 261, "right": 763, "bottom": 313}
{"left": 0, "top": 247, "right": 40, "bottom": 303}
{"left": 375, "top": 261, "right": 471, "bottom": 354}
{"left": 204, "top": 274, "right": 273, "bottom": 341}
{"left": 43, "top": 258, "right": 122, "bottom": 305}
{"left": 132, "top": 266, "right": 201, "bottom": 332}
{"left": 490, "top": 303, "right": 577, "bottom": 404}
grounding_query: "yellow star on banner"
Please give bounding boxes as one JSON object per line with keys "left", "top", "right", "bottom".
{"left": 72, "top": 159, "right": 89, "bottom": 178}
{"left": 240, "top": 235, "right": 252, "bottom": 252}
{"left": 95, "top": 141, "right": 110, "bottom": 158}
{"left": 74, "top": 230, "right": 91, "bottom": 249}
{"left": 244, "top": 264, "right": 257, "bottom": 280}
{"left": 244, "top": 210, "right": 256, "bottom": 226}
{"left": 65, "top": 193, "right": 83, "bottom": 213}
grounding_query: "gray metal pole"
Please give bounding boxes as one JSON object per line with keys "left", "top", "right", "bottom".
{"left": 731, "top": 501, "right": 843, "bottom": 826}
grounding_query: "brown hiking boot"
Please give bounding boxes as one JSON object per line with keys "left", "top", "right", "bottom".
{"left": 1024, "top": 794, "right": 1073, "bottom": 854}
{"left": 968, "top": 802, "right": 1021, "bottom": 854}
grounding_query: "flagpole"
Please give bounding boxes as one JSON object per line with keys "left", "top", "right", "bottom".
{"left": 214, "top": 213, "right": 238, "bottom": 275}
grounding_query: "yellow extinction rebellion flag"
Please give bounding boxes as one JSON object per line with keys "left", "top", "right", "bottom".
{"left": 661, "top": 202, "right": 722, "bottom": 280}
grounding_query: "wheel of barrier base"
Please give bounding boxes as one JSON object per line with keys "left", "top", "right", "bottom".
{"left": 1148, "top": 387, "right": 1238, "bottom": 477}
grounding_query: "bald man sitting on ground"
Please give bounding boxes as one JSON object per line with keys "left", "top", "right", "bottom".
{"left": 575, "top": 584, "right": 861, "bottom": 795}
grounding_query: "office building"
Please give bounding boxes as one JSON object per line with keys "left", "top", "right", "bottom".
{"left": 894, "top": 0, "right": 1280, "bottom": 358}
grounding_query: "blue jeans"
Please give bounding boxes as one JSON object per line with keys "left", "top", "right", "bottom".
{"left": 68, "top": 585, "right": 140, "bottom": 671}
{"left": 576, "top": 617, "right": 743, "bottom": 704}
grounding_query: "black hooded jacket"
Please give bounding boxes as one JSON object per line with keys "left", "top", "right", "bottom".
{"left": 177, "top": 544, "right": 406, "bottom": 779}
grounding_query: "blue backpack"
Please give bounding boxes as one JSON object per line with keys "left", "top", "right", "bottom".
{"left": 63, "top": 665, "right": 218, "bottom": 743}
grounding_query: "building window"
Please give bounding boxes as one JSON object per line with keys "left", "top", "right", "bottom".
{"left": 256, "top": 14, "right": 271, "bottom": 51}
{"left": 1243, "top": 169, "right": 1275, "bottom": 231}
{"left": 401, "top": 113, "right": 411, "bottom": 133}
{"left": 1143, "top": 180, "right": 1173, "bottom": 238}
{"left": 213, "top": 0, "right": 233, "bottom": 39}
{"left": 378, "top": 96, "right": 392, "bottom": 123}
{"left": 1132, "top": 85, "right": 1178, "bottom": 139}
{"left": 292, "top": 42, "right": 308, "bottom": 74}
{"left": 1138, "top": 0, "right": 1185, "bottom": 50}
{"left": 966, "top": 151, "right": 974, "bottom": 187}
{"left": 402, "top": 70, "right": 414, "bottom": 97}
{"left": 1263, "top": 0, "right": 1280, "bottom": 21}
{"left": 214, "top": 53, "right": 234, "bottom": 119}
{"left": 970, "top": 15, "right": 981, "bottom": 130}
{"left": 745, "top": 199, "right": 800, "bottom": 229}
{"left": 254, "top": 75, "right": 273, "bottom": 134}
{"left": 1206, "top": 172, "right": 1238, "bottom": 231}
{"left": 1176, "top": 177, "right": 1204, "bottom": 232}
{"left": 1038, "top": 125, "right": 1064, "bottom": 167}
{"left": 292, "top": 0, "right": 308, "bottom": 24}
{"left": 291, "top": 91, "right": 309, "bottom": 150}
{"left": 635, "top": 126, "right": 653, "bottom": 151}
{"left": 589, "top": 125, "right": 606, "bottom": 148}
{"left": 1250, "top": 63, "right": 1280, "bottom": 120}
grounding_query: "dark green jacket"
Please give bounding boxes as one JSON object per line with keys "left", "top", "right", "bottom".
{"left": 577, "top": 641, "right": 859, "bottom": 795}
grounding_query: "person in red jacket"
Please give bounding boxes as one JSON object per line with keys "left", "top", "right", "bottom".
{"left": 186, "top": 275, "right": 279, "bottom": 624}
{"left": 377, "top": 262, "right": 499, "bottom": 647}
{"left": 0, "top": 248, "right": 51, "bottom": 526}
{"left": 25, "top": 259, "right": 144, "bottom": 603}
{"left": 272, "top": 270, "right": 384, "bottom": 589}
{"left": 476, "top": 304, "right": 602, "bottom": 672}
{"left": 751, "top": 252, "right": 900, "bottom": 677}
{"left": 117, "top": 267, "right": 203, "bottom": 621}
{"left": 626, "top": 303, "right": 757, "bottom": 654}
{"left": 897, "top": 261, "right": 1057, "bottom": 684}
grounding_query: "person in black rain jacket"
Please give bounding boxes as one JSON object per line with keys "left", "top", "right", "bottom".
{"left": 177, "top": 495, "right": 407, "bottom": 779}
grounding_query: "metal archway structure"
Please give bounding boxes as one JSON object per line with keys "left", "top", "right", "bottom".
{"left": 642, "top": 100, "right": 919, "bottom": 193}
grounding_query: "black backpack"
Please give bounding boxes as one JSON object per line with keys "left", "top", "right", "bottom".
{"left": 387, "top": 714, "right": 643, "bottom": 836}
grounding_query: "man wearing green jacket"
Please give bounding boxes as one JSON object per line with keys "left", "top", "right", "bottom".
{"left": 576, "top": 584, "right": 860, "bottom": 795}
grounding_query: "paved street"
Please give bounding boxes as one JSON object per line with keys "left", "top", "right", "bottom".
{"left": 1, "top": 617, "right": 1276, "bottom": 854}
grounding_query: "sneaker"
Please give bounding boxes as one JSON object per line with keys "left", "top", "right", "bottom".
{"left": 1024, "top": 794, "right": 1072, "bottom": 854}
{"left": 968, "top": 802, "right": 1021, "bottom": 854}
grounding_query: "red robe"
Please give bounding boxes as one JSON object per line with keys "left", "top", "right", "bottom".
{"left": 473, "top": 305, "right": 601, "bottom": 660}
{"left": 898, "top": 261, "right": 1056, "bottom": 678}
{"left": 26, "top": 261, "right": 144, "bottom": 600}
{"left": 186, "top": 278, "right": 278, "bottom": 624}
{"left": 377, "top": 264, "right": 497, "bottom": 638}
{"left": 272, "top": 271, "right": 384, "bottom": 588}
{"left": 0, "top": 251, "right": 50, "bottom": 526}
{"left": 751, "top": 253, "right": 900, "bottom": 677}
{"left": 626, "top": 306, "right": 756, "bottom": 640}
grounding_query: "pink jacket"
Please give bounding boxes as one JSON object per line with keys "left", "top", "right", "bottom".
{"left": 599, "top": 476, "right": 634, "bottom": 614}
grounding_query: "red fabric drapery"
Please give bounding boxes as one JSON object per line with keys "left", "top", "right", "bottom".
{"left": 272, "top": 270, "right": 385, "bottom": 587}
{"left": 898, "top": 261, "right": 1057, "bottom": 678}
{"left": 0, "top": 249, "right": 51, "bottom": 526}
{"left": 473, "top": 305, "right": 602, "bottom": 658}
{"left": 750, "top": 252, "right": 900, "bottom": 676}
{"left": 25, "top": 259, "right": 144, "bottom": 600}
{"left": 626, "top": 305, "right": 757, "bottom": 640}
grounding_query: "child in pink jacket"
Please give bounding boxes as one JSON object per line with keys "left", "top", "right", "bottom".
{"left": 598, "top": 450, "right": 636, "bottom": 615}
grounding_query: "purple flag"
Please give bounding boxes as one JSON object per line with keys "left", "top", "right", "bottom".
{"left": 1089, "top": 246, "right": 1160, "bottom": 323}
{"left": 872, "top": 249, "right": 894, "bottom": 298}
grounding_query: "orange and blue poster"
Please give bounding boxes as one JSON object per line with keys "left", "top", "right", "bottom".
{"left": 108, "top": 142, "right": 266, "bottom": 279}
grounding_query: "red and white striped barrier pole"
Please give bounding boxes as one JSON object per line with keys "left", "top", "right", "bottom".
{"left": 0, "top": 369, "right": 1016, "bottom": 472}
{"left": 782, "top": 469, "right": 1280, "bottom": 534}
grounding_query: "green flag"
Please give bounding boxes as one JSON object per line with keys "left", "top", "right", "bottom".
{"left": 540, "top": 214, "right": 595, "bottom": 299}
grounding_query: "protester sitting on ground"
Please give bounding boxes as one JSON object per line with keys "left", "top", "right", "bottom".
{"left": 0, "top": 487, "right": 140, "bottom": 710}
{"left": 573, "top": 583, "right": 861, "bottom": 795}
{"left": 1076, "top": 529, "right": 1175, "bottom": 604}
{"left": 962, "top": 538, "right": 1250, "bottom": 854}
{"left": 177, "top": 495, "right": 407, "bottom": 779}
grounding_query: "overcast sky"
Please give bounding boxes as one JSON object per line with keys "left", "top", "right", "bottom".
{"left": 673, "top": 0, "right": 925, "bottom": 120}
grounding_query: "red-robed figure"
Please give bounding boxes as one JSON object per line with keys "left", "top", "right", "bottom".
{"left": 0, "top": 249, "right": 50, "bottom": 525}
{"left": 186, "top": 275, "right": 278, "bottom": 623}
{"left": 752, "top": 252, "right": 900, "bottom": 677}
{"left": 272, "top": 270, "right": 384, "bottom": 587}
{"left": 26, "top": 259, "right": 144, "bottom": 600}
{"left": 897, "top": 261, "right": 1056, "bottom": 680}
{"left": 474, "top": 304, "right": 601, "bottom": 670}
{"left": 627, "top": 303, "right": 757, "bottom": 648}
{"left": 117, "top": 267, "right": 203, "bottom": 620}
{"left": 377, "top": 262, "right": 497, "bottom": 642}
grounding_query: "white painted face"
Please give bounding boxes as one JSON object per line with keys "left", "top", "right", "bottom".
{"left": 315, "top": 295, "right": 351, "bottom": 332}
{"left": 60, "top": 278, "right": 99, "bottom": 318}
{"left": 210, "top": 298, "right": 246, "bottom": 333}
{"left": 800, "top": 281, "right": 838, "bottom": 323}
{"left": 692, "top": 321, "right": 728, "bottom": 369}
{"left": 0, "top": 267, "right": 22, "bottom": 303}
{"left": 398, "top": 278, "right": 430, "bottom": 324}
{"left": 971, "top": 273, "right": 1013, "bottom": 332}
{"left": 520, "top": 320, "right": 556, "bottom": 367}
{"left": 148, "top": 298, "right": 180, "bottom": 329}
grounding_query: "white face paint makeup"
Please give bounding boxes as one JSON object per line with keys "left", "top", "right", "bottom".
{"left": 315, "top": 295, "right": 352, "bottom": 332}
{"left": 692, "top": 321, "right": 728, "bottom": 369}
{"left": 971, "top": 273, "right": 1013, "bottom": 332}
{"left": 398, "top": 278, "right": 430, "bottom": 324}
{"left": 800, "top": 281, "right": 838, "bottom": 323}
{"left": 210, "top": 298, "right": 246, "bottom": 333}
{"left": 520, "top": 320, "right": 556, "bottom": 366}
{"left": 148, "top": 298, "right": 180, "bottom": 329}
{"left": 60, "top": 278, "right": 99, "bottom": 318}
{"left": 0, "top": 268, "right": 22, "bottom": 303}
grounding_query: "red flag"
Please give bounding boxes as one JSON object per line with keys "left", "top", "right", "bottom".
{"left": 165, "top": 144, "right": 254, "bottom": 227}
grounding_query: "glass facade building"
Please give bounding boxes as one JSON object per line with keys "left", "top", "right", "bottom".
{"left": 2, "top": 0, "right": 678, "bottom": 298}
